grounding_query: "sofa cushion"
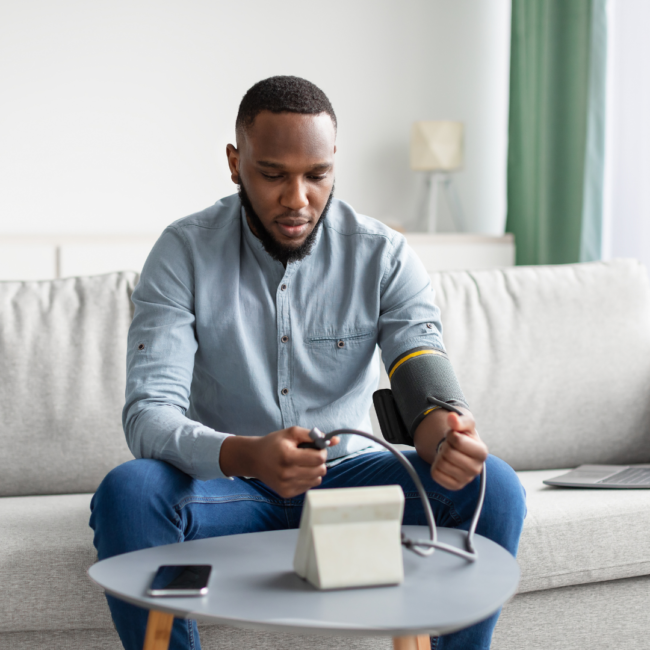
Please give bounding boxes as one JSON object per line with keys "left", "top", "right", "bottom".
{"left": 0, "top": 272, "right": 137, "bottom": 496}
{"left": 0, "top": 493, "right": 111, "bottom": 633}
{"left": 516, "top": 469, "right": 650, "bottom": 593}
{"left": 4, "top": 473, "right": 650, "bottom": 633}
{"left": 493, "top": 573, "right": 650, "bottom": 650}
{"left": 430, "top": 259, "right": 650, "bottom": 470}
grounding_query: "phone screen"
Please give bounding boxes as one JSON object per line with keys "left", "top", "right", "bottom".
{"left": 147, "top": 565, "right": 212, "bottom": 597}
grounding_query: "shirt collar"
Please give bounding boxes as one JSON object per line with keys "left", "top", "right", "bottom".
{"left": 241, "top": 206, "right": 284, "bottom": 278}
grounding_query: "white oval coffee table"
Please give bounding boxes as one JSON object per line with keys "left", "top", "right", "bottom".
{"left": 88, "top": 526, "right": 519, "bottom": 650}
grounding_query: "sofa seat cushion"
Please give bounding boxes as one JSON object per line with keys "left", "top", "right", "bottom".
{"left": 516, "top": 469, "right": 650, "bottom": 593}
{"left": 0, "top": 493, "right": 112, "bottom": 633}
{"left": 5, "top": 472, "right": 650, "bottom": 633}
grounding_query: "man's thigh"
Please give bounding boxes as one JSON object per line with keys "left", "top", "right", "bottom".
{"left": 177, "top": 474, "right": 297, "bottom": 541}
{"left": 90, "top": 459, "right": 294, "bottom": 558}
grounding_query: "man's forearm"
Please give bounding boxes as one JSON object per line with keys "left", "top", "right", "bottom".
{"left": 123, "top": 400, "right": 232, "bottom": 481}
{"left": 413, "top": 406, "right": 471, "bottom": 464}
{"left": 219, "top": 435, "right": 259, "bottom": 478}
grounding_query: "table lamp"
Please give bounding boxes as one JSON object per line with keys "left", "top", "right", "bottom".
{"left": 410, "top": 121, "right": 465, "bottom": 232}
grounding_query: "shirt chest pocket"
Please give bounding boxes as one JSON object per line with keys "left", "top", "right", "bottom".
{"left": 306, "top": 328, "right": 376, "bottom": 350}
{"left": 300, "top": 328, "right": 378, "bottom": 403}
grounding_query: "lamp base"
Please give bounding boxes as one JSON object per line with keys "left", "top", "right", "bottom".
{"left": 424, "top": 172, "right": 465, "bottom": 233}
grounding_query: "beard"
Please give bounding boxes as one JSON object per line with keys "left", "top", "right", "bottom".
{"left": 238, "top": 180, "right": 334, "bottom": 265}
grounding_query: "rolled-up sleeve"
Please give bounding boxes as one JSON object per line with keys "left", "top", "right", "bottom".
{"left": 377, "top": 234, "right": 445, "bottom": 370}
{"left": 122, "top": 226, "right": 233, "bottom": 480}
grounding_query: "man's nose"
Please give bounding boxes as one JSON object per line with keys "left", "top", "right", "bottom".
{"left": 281, "top": 178, "right": 309, "bottom": 212}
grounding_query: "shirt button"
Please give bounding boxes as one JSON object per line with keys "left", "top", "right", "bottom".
{"left": 426, "top": 323, "right": 433, "bottom": 329}
{"left": 337, "top": 340, "right": 345, "bottom": 348}
{"left": 281, "top": 388, "right": 289, "bottom": 396}
{"left": 280, "top": 284, "right": 287, "bottom": 291}
{"left": 138, "top": 343, "right": 145, "bottom": 350}
{"left": 281, "top": 335, "right": 289, "bottom": 343}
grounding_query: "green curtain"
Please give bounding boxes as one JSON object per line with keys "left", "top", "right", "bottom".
{"left": 506, "top": 0, "right": 607, "bottom": 266}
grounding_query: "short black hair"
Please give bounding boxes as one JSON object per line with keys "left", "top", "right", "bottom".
{"left": 236, "top": 76, "right": 337, "bottom": 138}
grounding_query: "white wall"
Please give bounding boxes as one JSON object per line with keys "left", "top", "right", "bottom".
{"left": 0, "top": 0, "right": 511, "bottom": 237}
{"left": 603, "top": 0, "right": 650, "bottom": 269}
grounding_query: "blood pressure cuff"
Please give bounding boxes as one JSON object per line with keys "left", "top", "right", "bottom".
{"left": 374, "top": 346, "right": 468, "bottom": 446}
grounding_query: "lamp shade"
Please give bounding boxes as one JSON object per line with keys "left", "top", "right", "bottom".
{"left": 410, "top": 121, "right": 464, "bottom": 171}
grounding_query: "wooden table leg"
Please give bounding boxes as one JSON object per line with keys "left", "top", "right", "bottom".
{"left": 143, "top": 610, "right": 174, "bottom": 650}
{"left": 393, "top": 635, "right": 431, "bottom": 650}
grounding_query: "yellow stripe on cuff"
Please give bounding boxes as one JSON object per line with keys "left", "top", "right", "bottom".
{"left": 422, "top": 406, "right": 440, "bottom": 418}
{"left": 388, "top": 348, "right": 445, "bottom": 380}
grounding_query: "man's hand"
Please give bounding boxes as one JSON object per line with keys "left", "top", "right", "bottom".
{"left": 414, "top": 408, "right": 488, "bottom": 491}
{"left": 219, "top": 427, "right": 340, "bottom": 498}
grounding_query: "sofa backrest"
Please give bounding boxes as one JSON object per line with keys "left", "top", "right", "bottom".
{"left": 2, "top": 260, "right": 648, "bottom": 496}
{"left": 0, "top": 272, "right": 137, "bottom": 496}
{"left": 429, "top": 259, "right": 650, "bottom": 471}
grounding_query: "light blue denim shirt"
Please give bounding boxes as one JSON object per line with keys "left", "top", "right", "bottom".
{"left": 123, "top": 194, "right": 445, "bottom": 480}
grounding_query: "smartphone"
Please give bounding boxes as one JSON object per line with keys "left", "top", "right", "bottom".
{"left": 147, "top": 565, "right": 212, "bottom": 597}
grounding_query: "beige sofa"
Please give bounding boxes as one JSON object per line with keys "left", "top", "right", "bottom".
{"left": 1, "top": 259, "right": 650, "bottom": 650}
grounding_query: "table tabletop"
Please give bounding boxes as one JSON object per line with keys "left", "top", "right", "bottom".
{"left": 88, "top": 525, "right": 519, "bottom": 638}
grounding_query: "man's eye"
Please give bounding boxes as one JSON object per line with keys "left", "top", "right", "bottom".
{"left": 308, "top": 175, "right": 328, "bottom": 182}
{"left": 262, "top": 173, "right": 282, "bottom": 180}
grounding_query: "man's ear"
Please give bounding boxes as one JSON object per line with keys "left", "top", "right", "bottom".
{"left": 226, "top": 143, "right": 240, "bottom": 184}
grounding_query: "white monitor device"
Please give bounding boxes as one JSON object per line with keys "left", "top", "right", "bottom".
{"left": 293, "top": 485, "right": 405, "bottom": 590}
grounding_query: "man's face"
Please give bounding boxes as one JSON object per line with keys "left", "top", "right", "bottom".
{"left": 226, "top": 111, "right": 336, "bottom": 262}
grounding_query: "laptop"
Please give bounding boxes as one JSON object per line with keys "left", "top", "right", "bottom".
{"left": 543, "top": 464, "right": 650, "bottom": 488}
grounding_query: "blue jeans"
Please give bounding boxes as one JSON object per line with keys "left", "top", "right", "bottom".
{"left": 90, "top": 451, "right": 525, "bottom": 650}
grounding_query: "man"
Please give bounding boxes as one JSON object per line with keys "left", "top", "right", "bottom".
{"left": 90, "top": 76, "right": 525, "bottom": 650}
